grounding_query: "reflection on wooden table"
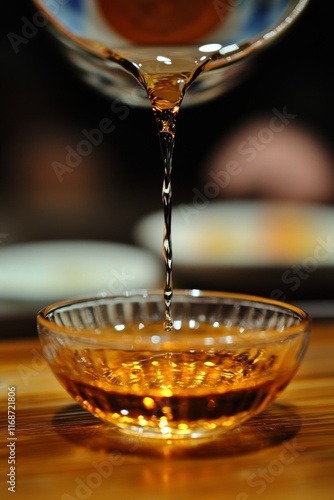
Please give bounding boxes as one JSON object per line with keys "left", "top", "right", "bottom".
{"left": 0, "top": 320, "right": 333, "bottom": 500}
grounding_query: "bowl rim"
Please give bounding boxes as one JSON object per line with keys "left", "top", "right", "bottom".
{"left": 37, "top": 289, "right": 311, "bottom": 345}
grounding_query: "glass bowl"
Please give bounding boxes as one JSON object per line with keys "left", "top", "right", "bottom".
{"left": 37, "top": 289, "right": 310, "bottom": 440}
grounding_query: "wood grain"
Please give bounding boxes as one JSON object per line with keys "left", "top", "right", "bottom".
{"left": 0, "top": 321, "right": 333, "bottom": 500}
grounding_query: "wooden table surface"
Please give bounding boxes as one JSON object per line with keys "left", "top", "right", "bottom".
{"left": 0, "top": 319, "right": 333, "bottom": 500}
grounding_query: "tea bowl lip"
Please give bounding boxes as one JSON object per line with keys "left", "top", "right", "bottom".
{"left": 37, "top": 289, "right": 311, "bottom": 349}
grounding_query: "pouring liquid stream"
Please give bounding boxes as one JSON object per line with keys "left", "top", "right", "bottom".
{"left": 80, "top": 38, "right": 216, "bottom": 331}
{"left": 143, "top": 71, "right": 200, "bottom": 331}
{"left": 114, "top": 12, "right": 255, "bottom": 331}
{"left": 93, "top": 2, "right": 230, "bottom": 331}
{"left": 75, "top": 54, "right": 222, "bottom": 329}
{"left": 33, "top": 0, "right": 306, "bottom": 330}
{"left": 105, "top": 58, "right": 201, "bottom": 329}
{"left": 110, "top": 47, "right": 208, "bottom": 330}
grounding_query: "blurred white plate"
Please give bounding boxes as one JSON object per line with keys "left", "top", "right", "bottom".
{"left": 134, "top": 201, "right": 334, "bottom": 294}
{"left": 0, "top": 240, "right": 163, "bottom": 309}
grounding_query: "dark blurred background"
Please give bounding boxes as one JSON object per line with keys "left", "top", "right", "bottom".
{"left": 1, "top": 0, "right": 333, "bottom": 246}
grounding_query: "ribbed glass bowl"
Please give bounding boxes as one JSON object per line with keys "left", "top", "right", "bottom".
{"left": 37, "top": 290, "right": 310, "bottom": 440}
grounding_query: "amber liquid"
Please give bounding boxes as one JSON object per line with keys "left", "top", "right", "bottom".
{"left": 50, "top": 327, "right": 294, "bottom": 438}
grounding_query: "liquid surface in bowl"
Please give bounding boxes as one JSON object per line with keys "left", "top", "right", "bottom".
{"left": 49, "top": 323, "right": 299, "bottom": 438}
